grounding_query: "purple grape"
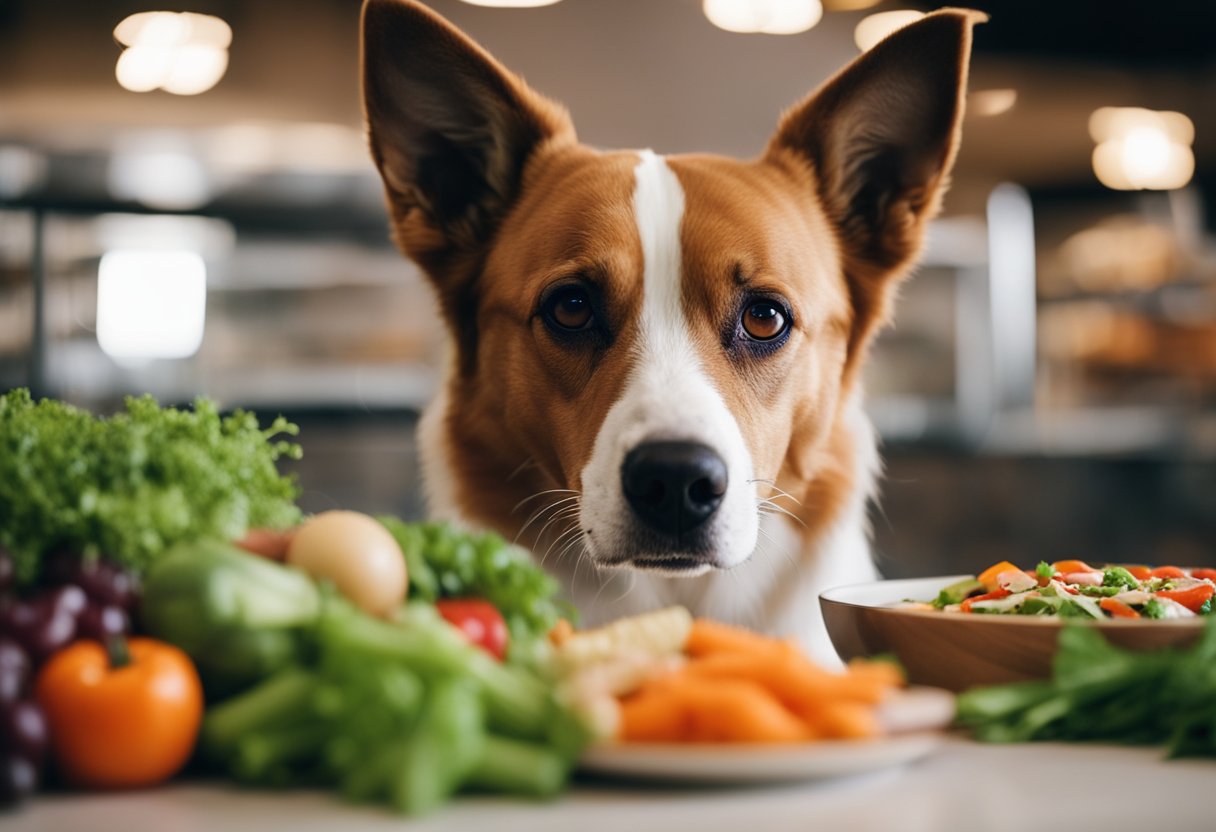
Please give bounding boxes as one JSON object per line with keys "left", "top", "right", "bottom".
{"left": 0, "top": 547, "right": 13, "bottom": 595}
{"left": 45, "top": 584, "right": 88, "bottom": 618}
{"left": 0, "top": 639, "right": 30, "bottom": 704}
{"left": 79, "top": 561, "right": 139, "bottom": 611}
{"left": 0, "top": 754, "right": 38, "bottom": 808}
{"left": 0, "top": 700, "right": 47, "bottom": 766}
{"left": 76, "top": 604, "right": 130, "bottom": 643}
{"left": 5, "top": 599, "right": 76, "bottom": 665}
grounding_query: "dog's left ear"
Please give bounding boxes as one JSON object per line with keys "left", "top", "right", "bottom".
{"left": 768, "top": 9, "right": 984, "bottom": 358}
{"left": 362, "top": 0, "right": 575, "bottom": 263}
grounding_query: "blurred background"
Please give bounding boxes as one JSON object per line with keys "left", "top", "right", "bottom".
{"left": 1, "top": 0, "right": 1213, "bottom": 575}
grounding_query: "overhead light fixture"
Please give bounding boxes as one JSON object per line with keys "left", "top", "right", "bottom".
{"left": 703, "top": 0, "right": 824, "bottom": 35}
{"left": 97, "top": 250, "right": 207, "bottom": 363}
{"left": 825, "top": 0, "right": 882, "bottom": 10}
{"left": 969, "top": 88, "right": 1017, "bottom": 117}
{"left": 853, "top": 10, "right": 924, "bottom": 51}
{"left": 1089, "top": 107, "right": 1194, "bottom": 191}
{"left": 113, "top": 11, "right": 231, "bottom": 95}
{"left": 457, "top": 0, "right": 563, "bottom": 7}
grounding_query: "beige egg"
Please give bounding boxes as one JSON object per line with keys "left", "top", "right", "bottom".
{"left": 286, "top": 510, "right": 407, "bottom": 616}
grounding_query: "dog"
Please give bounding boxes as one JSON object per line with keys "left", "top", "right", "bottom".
{"left": 361, "top": 0, "right": 981, "bottom": 662}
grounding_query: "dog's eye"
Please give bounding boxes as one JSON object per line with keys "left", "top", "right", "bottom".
{"left": 544, "top": 286, "right": 594, "bottom": 331}
{"left": 741, "top": 300, "right": 789, "bottom": 341}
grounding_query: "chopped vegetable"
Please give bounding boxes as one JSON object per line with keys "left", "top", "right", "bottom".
{"left": 377, "top": 518, "right": 568, "bottom": 661}
{"left": 1098, "top": 598, "right": 1140, "bottom": 619}
{"left": 977, "top": 561, "right": 1020, "bottom": 591}
{"left": 199, "top": 596, "right": 590, "bottom": 816}
{"left": 0, "top": 390, "right": 301, "bottom": 585}
{"left": 140, "top": 540, "right": 320, "bottom": 697}
{"left": 613, "top": 617, "right": 903, "bottom": 744}
{"left": 287, "top": 511, "right": 407, "bottom": 617}
{"left": 436, "top": 600, "right": 509, "bottom": 661}
{"left": 556, "top": 606, "right": 693, "bottom": 671}
{"left": 957, "top": 618, "right": 1216, "bottom": 758}
{"left": 35, "top": 637, "right": 203, "bottom": 787}
{"left": 918, "top": 562, "right": 1216, "bottom": 619}
{"left": 930, "top": 578, "right": 985, "bottom": 609}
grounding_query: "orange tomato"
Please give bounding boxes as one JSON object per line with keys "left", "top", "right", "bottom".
{"left": 36, "top": 638, "right": 203, "bottom": 789}
{"left": 1099, "top": 598, "right": 1141, "bottom": 619}
{"left": 976, "top": 561, "right": 1021, "bottom": 591}
{"left": 1051, "top": 559, "right": 1094, "bottom": 575}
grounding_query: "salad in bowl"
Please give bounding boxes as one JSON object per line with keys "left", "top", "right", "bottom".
{"left": 914, "top": 560, "right": 1215, "bottom": 620}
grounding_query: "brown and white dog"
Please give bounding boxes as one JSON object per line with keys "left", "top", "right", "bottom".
{"left": 361, "top": 0, "right": 981, "bottom": 661}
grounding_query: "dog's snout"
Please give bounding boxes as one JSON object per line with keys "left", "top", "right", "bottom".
{"left": 621, "top": 441, "right": 728, "bottom": 537}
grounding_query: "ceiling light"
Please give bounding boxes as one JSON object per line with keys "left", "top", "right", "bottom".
{"left": 703, "top": 0, "right": 824, "bottom": 35}
{"left": 853, "top": 10, "right": 924, "bottom": 52}
{"left": 97, "top": 250, "right": 207, "bottom": 363}
{"left": 457, "top": 0, "right": 563, "bottom": 7}
{"left": 113, "top": 11, "right": 231, "bottom": 95}
{"left": 969, "top": 88, "right": 1017, "bottom": 117}
{"left": 1089, "top": 107, "right": 1195, "bottom": 191}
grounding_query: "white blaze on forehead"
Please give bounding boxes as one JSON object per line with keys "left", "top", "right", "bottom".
{"left": 576, "top": 150, "right": 758, "bottom": 571}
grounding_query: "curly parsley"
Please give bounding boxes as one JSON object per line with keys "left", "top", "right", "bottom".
{"left": 0, "top": 389, "right": 301, "bottom": 584}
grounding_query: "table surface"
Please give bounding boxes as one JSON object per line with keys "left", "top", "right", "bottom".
{"left": 10, "top": 737, "right": 1212, "bottom": 832}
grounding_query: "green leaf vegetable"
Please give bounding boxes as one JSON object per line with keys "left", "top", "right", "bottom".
{"left": 201, "top": 596, "right": 588, "bottom": 815}
{"left": 0, "top": 389, "right": 301, "bottom": 584}
{"left": 141, "top": 540, "right": 321, "bottom": 697}
{"left": 144, "top": 538, "right": 589, "bottom": 814}
{"left": 957, "top": 617, "right": 1216, "bottom": 757}
{"left": 378, "top": 518, "right": 573, "bottom": 659}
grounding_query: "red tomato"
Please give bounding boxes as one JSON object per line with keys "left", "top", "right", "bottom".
{"left": 1125, "top": 565, "right": 1152, "bottom": 581}
{"left": 1156, "top": 584, "right": 1214, "bottom": 614}
{"left": 1191, "top": 568, "right": 1216, "bottom": 583}
{"left": 1151, "top": 566, "right": 1187, "bottom": 580}
{"left": 959, "top": 588, "right": 1011, "bottom": 613}
{"left": 435, "top": 600, "right": 509, "bottom": 661}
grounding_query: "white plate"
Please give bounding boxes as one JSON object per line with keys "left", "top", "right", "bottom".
{"left": 579, "top": 687, "right": 953, "bottom": 784}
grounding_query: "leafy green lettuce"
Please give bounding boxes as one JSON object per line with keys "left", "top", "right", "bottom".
{"left": 0, "top": 389, "right": 301, "bottom": 583}
{"left": 957, "top": 617, "right": 1216, "bottom": 757}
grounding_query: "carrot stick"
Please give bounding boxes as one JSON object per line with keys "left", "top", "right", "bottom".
{"left": 682, "top": 651, "right": 896, "bottom": 713}
{"left": 684, "top": 619, "right": 797, "bottom": 658}
{"left": 621, "top": 676, "right": 810, "bottom": 743}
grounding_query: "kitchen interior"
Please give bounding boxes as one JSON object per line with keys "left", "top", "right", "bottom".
{"left": 1, "top": 0, "right": 1213, "bottom": 575}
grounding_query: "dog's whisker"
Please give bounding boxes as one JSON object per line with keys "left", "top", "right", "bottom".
{"left": 539, "top": 513, "right": 586, "bottom": 571}
{"left": 757, "top": 499, "right": 806, "bottom": 529}
{"left": 535, "top": 508, "right": 583, "bottom": 564}
{"left": 515, "top": 495, "right": 581, "bottom": 544}
{"left": 512, "top": 488, "right": 580, "bottom": 515}
{"left": 506, "top": 456, "right": 540, "bottom": 484}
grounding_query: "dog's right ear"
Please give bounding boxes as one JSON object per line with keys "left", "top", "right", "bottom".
{"left": 362, "top": 0, "right": 574, "bottom": 262}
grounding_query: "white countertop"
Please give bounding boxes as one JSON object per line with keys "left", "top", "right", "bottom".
{"left": 11, "top": 737, "right": 1213, "bottom": 832}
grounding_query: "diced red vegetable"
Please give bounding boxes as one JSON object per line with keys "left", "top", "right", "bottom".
{"left": 1156, "top": 584, "right": 1215, "bottom": 614}
{"left": 1190, "top": 568, "right": 1216, "bottom": 583}
{"left": 1099, "top": 598, "right": 1141, "bottom": 619}
{"left": 960, "top": 588, "right": 1011, "bottom": 613}
{"left": 435, "top": 599, "right": 509, "bottom": 661}
{"left": 1124, "top": 565, "right": 1152, "bottom": 581}
{"left": 1150, "top": 566, "right": 1187, "bottom": 580}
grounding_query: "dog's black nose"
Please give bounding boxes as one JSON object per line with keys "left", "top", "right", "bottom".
{"left": 621, "top": 441, "right": 728, "bottom": 537}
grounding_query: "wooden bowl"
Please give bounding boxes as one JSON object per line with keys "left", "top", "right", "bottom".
{"left": 820, "top": 576, "right": 1206, "bottom": 692}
